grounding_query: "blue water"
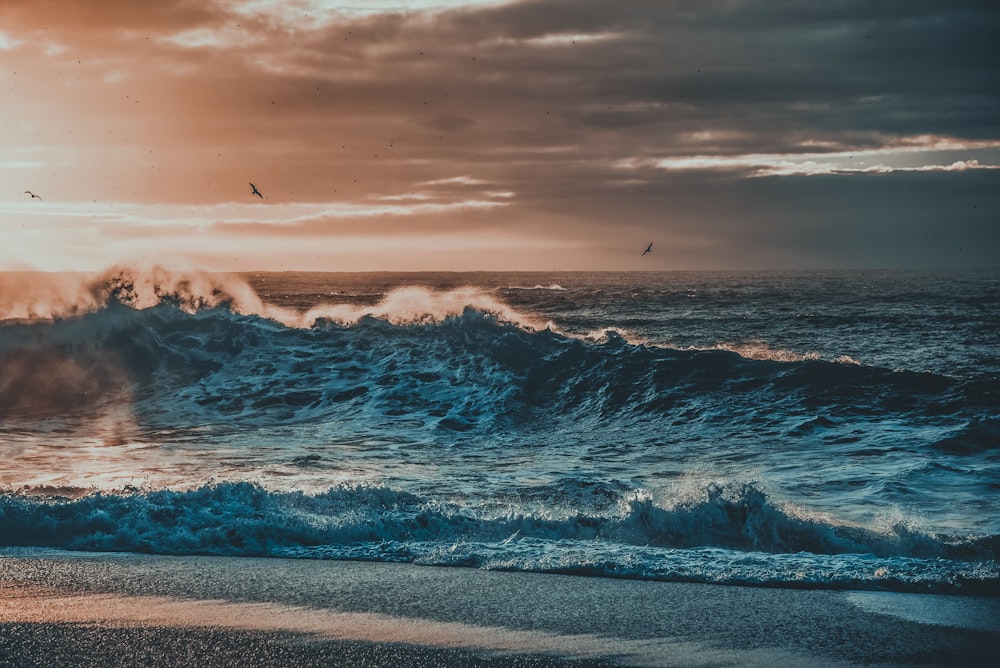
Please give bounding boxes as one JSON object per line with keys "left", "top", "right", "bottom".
{"left": 1, "top": 267, "right": 998, "bottom": 594}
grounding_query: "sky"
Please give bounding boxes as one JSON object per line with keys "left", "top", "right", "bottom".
{"left": 1, "top": 0, "right": 998, "bottom": 272}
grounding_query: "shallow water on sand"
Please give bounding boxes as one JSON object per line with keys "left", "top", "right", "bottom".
{"left": 2, "top": 551, "right": 998, "bottom": 667}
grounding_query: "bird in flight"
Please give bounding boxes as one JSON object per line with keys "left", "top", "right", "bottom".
{"left": 250, "top": 182, "right": 263, "bottom": 199}
{"left": 24, "top": 191, "right": 42, "bottom": 201}
{"left": 642, "top": 242, "right": 653, "bottom": 256}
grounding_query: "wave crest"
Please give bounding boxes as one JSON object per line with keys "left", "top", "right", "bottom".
{"left": 280, "top": 286, "right": 548, "bottom": 331}
{"left": 1, "top": 480, "right": 991, "bottom": 561}
{"left": 0, "top": 265, "right": 263, "bottom": 322}
{"left": 90, "top": 266, "right": 264, "bottom": 315}
{"left": 1, "top": 481, "right": 995, "bottom": 593}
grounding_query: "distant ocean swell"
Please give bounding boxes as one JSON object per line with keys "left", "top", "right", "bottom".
{"left": 0, "top": 480, "right": 996, "bottom": 594}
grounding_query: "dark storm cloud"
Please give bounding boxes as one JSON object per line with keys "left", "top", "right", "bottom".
{"left": 283, "top": 0, "right": 1000, "bottom": 184}
{"left": 9, "top": 0, "right": 998, "bottom": 157}
{"left": 428, "top": 0, "right": 1000, "bottom": 127}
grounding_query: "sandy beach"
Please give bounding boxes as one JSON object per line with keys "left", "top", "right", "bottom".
{"left": 1, "top": 549, "right": 997, "bottom": 667}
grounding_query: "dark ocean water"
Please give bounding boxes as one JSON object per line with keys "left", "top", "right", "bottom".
{"left": 1, "top": 267, "right": 998, "bottom": 594}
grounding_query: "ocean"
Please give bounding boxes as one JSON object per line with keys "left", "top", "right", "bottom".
{"left": 1, "top": 267, "right": 998, "bottom": 596}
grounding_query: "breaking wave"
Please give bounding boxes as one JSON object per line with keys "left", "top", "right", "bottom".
{"left": 0, "top": 481, "right": 995, "bottom": 595}
{"left": 1, "top": 300, "right": 987, "bottom": 430}
{"left": 0, "top": 265, "right": 262, "bottom": 322}
{"left": 1, "top": 265, "right": 994, "bottom": 430}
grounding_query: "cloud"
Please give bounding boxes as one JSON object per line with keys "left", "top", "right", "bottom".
{"left": 624, "top": 141, "right": 1000, "bottom": 177}
{"left": 1, "top": 0, "right": 998, "bottom": 270}
{"left": 0, "top": 31, "right": 23, "bottom": 50}
{"left": 0, "top": 0, "right": 227, "bottom": 34}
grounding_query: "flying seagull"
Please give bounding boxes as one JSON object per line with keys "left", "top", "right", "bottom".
{"left": 642, "top": 242, "right": 653, "bottom": 256}
{"left": 24, "top": 191, "right": 42, "bottom": 201}
{"left": 250, "top": 182, "right": 263, "bottom": 199}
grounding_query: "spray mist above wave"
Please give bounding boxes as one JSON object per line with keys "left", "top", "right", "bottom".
{"left": 277, "top": 286, "right": 551, "bottom": 331}
{"left": 0, "top": 265, "right": 264, "bottom": 322}
{"left": 0, "top": 265, "right": 553, "bottom": 333}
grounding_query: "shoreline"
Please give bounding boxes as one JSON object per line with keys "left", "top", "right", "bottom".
{"left": 2, "top": 549, "right": 999, "bottom": 667}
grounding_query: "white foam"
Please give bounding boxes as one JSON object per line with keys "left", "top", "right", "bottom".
{"left": 271, "top": 285, "right": 548, "bottom": 330}
{"left": 706, "top": 340, "right": 821, "bottom": 362}
{"left": 507, "top": 284, "right": 567, "bottom": 291}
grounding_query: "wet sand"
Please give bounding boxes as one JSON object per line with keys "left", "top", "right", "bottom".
{"left": 1, "top": 549, "right": 998, "bottom": 667}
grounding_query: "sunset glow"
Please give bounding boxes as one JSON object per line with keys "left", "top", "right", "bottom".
{"left": 2, "top": 1, "right": 998, "bottom": 271}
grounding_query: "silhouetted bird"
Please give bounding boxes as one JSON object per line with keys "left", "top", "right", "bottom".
{"left": 250, "top": 183, "right": 263, "bottom": 199}
{"left": 24, "top": 191, "right": 42, "bottom": 201}
{"left": 642, "top": 242, "right": 653, "bottom": 256}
